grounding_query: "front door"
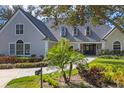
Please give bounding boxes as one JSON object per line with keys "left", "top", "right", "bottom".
{"left": 83, "top": 44, "right": 96, "bottom": 55}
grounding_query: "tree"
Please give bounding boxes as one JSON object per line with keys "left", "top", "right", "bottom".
{"left": 0, "top": 5, "right": 24, "bottom": 29}
{"left": 39, "top": 5, "right": 124, "bottom": 33}
{"left": 46, "top": 38, "right": 84, "bottom": 84}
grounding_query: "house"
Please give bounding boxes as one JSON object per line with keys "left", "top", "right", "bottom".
{"left": 0, "top": 9, "right": 124, "bottom": 57}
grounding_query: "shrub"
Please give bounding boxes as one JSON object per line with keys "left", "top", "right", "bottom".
{"left": 0, "top": 56, "right": 43, "bottom": 64}
{"left": 104, "top": 72, "right": 114, "bottom": 83}
{"left": 16, "top": 56, "right": 43, "bottom": 63}
{"left": 15, "top": 62, "right": 47, "bottom": 68}
{"left": 43, "top": 75, "right": 59, "bottom": 88}
{"left": 99, "top": 50, "right": 124, "bottom": 56}
{"left": 0, "top": 56, "right": 16, "bottom": 64}
{"left": 121, "top": 50, "right": 124, "bottom": 56}
{"left": 77, "top": 64, "right": 106, "bottom": 87}
{"left": 0, "top": 64, "right": 13, "bottom": 69}
{"left": 40, "top": 55, "right": 44, "bottom": 60}
{"left": 31, "top": 54, "right": 36, "bottom": 58}
{"left": 98, "top": 55, "right": 120, "bottom": 59}
{"left": 112, "top": 69, "right": 124, "bottom": 87}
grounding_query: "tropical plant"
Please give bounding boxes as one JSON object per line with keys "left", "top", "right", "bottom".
{"left": 77, "top": 64, "right": 106, "bottom": 87}
{"left": 112, "top": 69, "right": 124, "bottom": 87}
{"left": 46, "top": 38, "right": 84, "bottom": 84}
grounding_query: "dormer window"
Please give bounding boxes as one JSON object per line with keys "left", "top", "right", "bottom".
{"left": 85, "top": 26, "right": 91, "bottom": 36}
{"left": 73, "top": 27, "right": 79, "bottom": 36}
{"left": 60, "top": 26, "right": 67, "bottom": 37}
{"left": 16, "top": 24, "right": 23, "bottom": 34}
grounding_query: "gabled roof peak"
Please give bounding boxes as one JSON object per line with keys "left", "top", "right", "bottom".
{"left": 17, "top": 9, "right": 57, "bottom": 41}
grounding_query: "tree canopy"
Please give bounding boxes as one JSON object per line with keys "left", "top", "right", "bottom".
{"left": 40, "top": 5, "right": 124, "bottom": 32}
{"left": 0, "top": 5, "right": 124, "bottom": 32}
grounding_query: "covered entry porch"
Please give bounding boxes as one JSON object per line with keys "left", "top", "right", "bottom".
{"left": 80, "top": 43, "right": 102, "bottom": 55}
{"left": 72, "top": 42, "right": 104, "bottom": 55}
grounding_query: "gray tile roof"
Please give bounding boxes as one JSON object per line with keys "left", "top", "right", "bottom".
{"left": 47, "top": 22, "right": 112, "bottom": 42}
{"left": 20, "top": 9, "right": 57, "bottom": 41}
{"left": 20, "top": 9, "right": 112, "bottom": 42}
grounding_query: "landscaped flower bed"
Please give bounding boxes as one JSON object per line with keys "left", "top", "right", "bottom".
{"left": 0, "top": 62, "right": 48, "bottom": 69}
{"left": 0, "top": 56, "right": 16, "bottom": 64}
{"left": 76, "top": 58, "right": 124, "bottom": 88}
{"left": 5, "top": 69, "right": 85, "bottom": 88}
{"left": 0, "top": 55, "right": 44, "bottom": 64}
{"left": 0, "top": 55, "right": 46, "bottom": 69}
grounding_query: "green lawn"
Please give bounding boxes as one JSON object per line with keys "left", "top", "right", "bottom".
{"left": 6, "top": 69, "right": 78, "bottom": 88}
{"left": 6, "top": 58, "right": 124, "bottom": 88}
{"left": 6, "top": 75, "right": 40, "bottom": 88}
{"left": 89, "top": 58, "right": 124, "bottom": 71}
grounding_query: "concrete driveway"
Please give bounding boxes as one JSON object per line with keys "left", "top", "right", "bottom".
{"left": 0, "top": 56, "right": 96, "bottom": 88}
{"left": 0, "top": 67, "right": 58, "bottom": 88}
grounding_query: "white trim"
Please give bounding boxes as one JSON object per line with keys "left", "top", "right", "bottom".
{"left": 71, "top": 42, "right": 102, "bottom": 44}
{"left": 73, "top": 27, "right": 79, "bottom": 36}
{"left": 103, "top": 28, "right": 116, "bottom": 39}
{"left": 15, "top": 24, "right": 24, "bottom": 35}
{"left": 44, "top": 40, "right": 48, "bottom": 56}
{"left": 16, "top": 40, "right": 24, "bottom": 56}
{"left": 0, "top": 10, "right": 20, "bottom": 34}
{"left": 24, "top": 42, "right": 31, "bottom": 56}
{"left": 0, "top": 10, "right": 46, "bottom": 39}
{"left": 78, "top": 43, "right": 80, "bottom": 50}
{"left": 9, "top": 42, "right": 16, "bottom": 56}
{"left": 112, "top": 41, "right": 122, "bottom": 51}
{"left": 9, "top": 41, "right": 31, "bottom": 56}
{"left": 19, "top": 10, "right": 46, "bottom": 38}
{"left": 60, "top": 26, "right": 67, "bottom": 37}
{"left": 101, "top": 42, "right": 105, "bottom": 50}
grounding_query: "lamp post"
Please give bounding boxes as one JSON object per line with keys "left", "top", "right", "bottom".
{"left": 35, "top": 65, "right": 43, "bottom": 88}
{"left": 40, "top": 66, "right": 43, "bottom": 88}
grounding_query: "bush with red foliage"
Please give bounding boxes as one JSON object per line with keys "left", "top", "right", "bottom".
{"left": 77, "top": 64, "right": 106, "bottom": 87}
{"left": 0, "top": 56, "right": 16, "bottom": 64}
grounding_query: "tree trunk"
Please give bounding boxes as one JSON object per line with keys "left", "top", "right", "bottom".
{"left": 68, "top": 62, "right": 73, "bottom": 82}
{"left": 61, "top": 68, "right": 69, "bottom": 85}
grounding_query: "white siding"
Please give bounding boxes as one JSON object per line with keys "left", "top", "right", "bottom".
{"left": 104, "top": 28, "right": 124, "bottom": 51}
{"left": 0, "top": 10, "right": 46, "bottom": 56}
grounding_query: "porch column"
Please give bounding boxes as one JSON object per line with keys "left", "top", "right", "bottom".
{"left": 78, "top": 43, "right": 80, "bottom": 50}
{"left": 101, "top": 42, "right": 105, "bottom": 50}
{"left": 44, "top": 40, "right": 48, "bottom": 56}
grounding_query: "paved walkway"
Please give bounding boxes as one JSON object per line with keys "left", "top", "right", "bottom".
{"left": 0, "top": 56, "right": 96, "bottom": 88}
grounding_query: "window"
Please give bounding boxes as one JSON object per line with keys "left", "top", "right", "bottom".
{"left": 25, "top": 44, "right": 30, "bottom": 55}
{"left": 85, "top": 26, "right": 91, "bottom": 36}
{"left": 16, "top": 40, "right": 24, "bottom": 55}
{"left": 10, "top": 44, "right": 15, "bottom": 55}
{"left": 73, "top": 27, "right": 79, "bottom": 36}
{"left": 9, "top": 41, "right": 31, "bottom": 56}
{"left": 60, "top": 26, "right": 67, "bottom": 37}
{"left": 16, "top": 24, "right": 23, "bottom": 34}
{"left": 113, "top": 41, "right": 121, "bottom": 51}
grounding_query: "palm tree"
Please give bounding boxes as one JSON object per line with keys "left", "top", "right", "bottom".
{"left": 46, "top": 38, "right": 84, "bottom": 84}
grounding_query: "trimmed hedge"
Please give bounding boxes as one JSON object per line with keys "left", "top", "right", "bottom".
{"left": 0, "top": 56, "right": 44, "bottom": 64}
{"left": 15, "top": 62, "right": 47, "bottom": 68}
{"left": 98, "top": 50, "right": 124, "bottom": 56}
{"left": 0, "top": 62, "right": 48, "bottom": 69}
{"left": 99, "top": 55, "right": 120, "bottom": 59}
{"left": 0, "top": 56, "right": 16, "bottom": 64}
{"left": 0, "top": 64, "right": 13, "bottom": 69}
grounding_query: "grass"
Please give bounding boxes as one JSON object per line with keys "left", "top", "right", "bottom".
{"left": 7, "top": 58, "right": 124, "bottom": 88}
{"left": 6, "top": 75, "right": 40, "bottom": 88}
{"left": 6, "top": 69, "right": 78, "bottom": 88}
{"left": 88, "top": 58, "right": 124, "bottom": 71}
